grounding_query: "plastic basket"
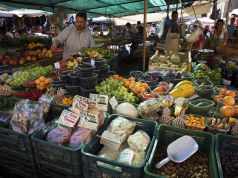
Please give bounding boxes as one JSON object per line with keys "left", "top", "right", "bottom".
{"left": 0, "top": 126, "right": 36, "bottom": 177}
{"left": 100, "top": 65, "right": 110, "bottom": 76}
{"left": 79, "top": 86, "right": 96, "bottom": 98}
{"left": 144, "top": 125, "right": 218, "bottom": 178}
{"left": 69, "top": 73, "right": 80, "bottom": 85}
{"left": 215, "top": 134, "right": 238, "bottom": 178}
{"left": 65, "top": 85, "right": 81, "bottom": 95}
{"left": 79, "top": 74, "right": 98, "bottom": 90}
{"left": 0, "top": 150, "right": 36, "bottom": 178}
{"left": 36, "top": 163, "right": 81, "bottom": 178}
{"left": 31, "top": 128, "right": 84, "bottom": 176}
{"left": 77, "top": 64, "right": 95, "bottom": 78}
{"left": 81, "top": 114, "right": 157, "bottom": 178}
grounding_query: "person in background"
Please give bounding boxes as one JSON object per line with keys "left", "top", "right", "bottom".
{"left": 5, "top": 27, "right": 14, "bottom": 38}
{"left": 125, "top": 22, "right": 137, "bottom": 37}
{"left": 136, "top": 21, "right": 142, "bottom": 31}
{"left": 203, "top": 25, "right": 210, "bottom": 38}
{"left": 130, "top": 26, "right": 144, "bottom": 59}
{"left": 213, "top": 19, "right": 227, "bottom": 45}
{"left": 51, "top": 12, "right": 95, "bottom": 59}
{"left": 161, "top": 11, "right": 179, "bottom": 40}
{"left": 227, "top": 15, "right": 237, "bottom": 40}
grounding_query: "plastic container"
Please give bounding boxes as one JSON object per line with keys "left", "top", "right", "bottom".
{"left": 37, "top": 163, "right": 80, "bottom": 178}
{"left": 82, "top": 59, "right": 107, "bottom": 70}
{"left": 189, "top": 99, "right": 215, "bottom": 116}
{"left": 100, "top": 65, "right": 110, "bottom": 76}
{"left": 79, "top": 86, "right": 96, "bottom": 98}
{"left": 51, "top": 81, "right": 65, "bottom": 89}
{"left": 195, "top": 85, "right": 214, "bottom": 98}
{"left": 81, "top": 114, "right": 157, "bottom": 178}
{"left": 185, "top": 114, "right": 207, "bottom": 131}
{"left": 59, "top": 70, "right": 74, "bottom": 83}
{"left": 194, "top": 78, "right": 214, "bottom": 87}
{"left": 0, "top": 125, "right": 36, "bottom": 177}
{"left": 215, "top": 134, "right": 238, "bottom": 178}
{"left": 69, "top": 73, "right": 80, "bottom": 85}
{"left": 79, "top": 74, "right": 98, "bottom": 90}
{"left": 144, "top": 125, "right": 218, "bottom": 178}
{"left": 31, "top": 128, "right": 83, "bottom": 176}
{"left": 130, "top": 71, "right": 144, "bottom": 80}
{"left": 65, "top": 85, "right": 81, "bottom": 95}
{"left": 77, "top": 63, "right": 95, "bottom": 77}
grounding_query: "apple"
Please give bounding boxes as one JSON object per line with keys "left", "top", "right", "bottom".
{"left": 141, "top": 92, "right": 156, "bottom": 101}
{"left": 159, "top": 81, "right": 169, "bottom": 89}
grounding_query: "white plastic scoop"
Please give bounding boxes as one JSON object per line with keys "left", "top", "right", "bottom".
{"left": 155, "top": 135, "right": 199, "bottom": 169}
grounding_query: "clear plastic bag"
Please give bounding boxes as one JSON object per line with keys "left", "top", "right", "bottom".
{"left": 46, "top": 125, "right": 72, "bottom": 145}
{"left": 127, "top": 130, "right": 151, "bottom": 151}
{"left": 10, "top": 99, "right": 45, "bottom": 134}
{"left": 69, "top": 127, "right": 94, "bottom": 148}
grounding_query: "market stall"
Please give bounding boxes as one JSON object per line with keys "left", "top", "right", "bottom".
{"left": 0, "top": 0, "right": 237, "bottom": 178}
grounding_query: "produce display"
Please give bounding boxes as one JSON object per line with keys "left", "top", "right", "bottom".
{"left": 60, "top": 96, "right": 73, "bottom": 106}
{"left": 35, "top": 76, "right": 52, "bottom": 91}
{"left": 81, "top": 47, "right": 116, "bottom": 59}
{"left": 153, "top": 145, "right": 209, "bottom": 178}
{"left": 149, "top": 50, "right": 190, "bottom": 72}
{"left": 6, "top": 65, "right": 54, "bottom": 88}
{"left": 185, "top": 115, "right": 206, "bottom": 131}
{"left": 96, "top": 79, "right": 139, "bottom": 103}
{"left": 220, "top": 153, "right": 238, "bottom": 178}
{"left": 207, "top": 117, "right": 230, "bottom": 133}
{"left": 169, "top": 80, "right": 195, "bottom": 98}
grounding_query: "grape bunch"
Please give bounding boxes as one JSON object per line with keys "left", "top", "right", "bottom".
{"left": 96, "top": 79, "right": 139, "bottom": 103}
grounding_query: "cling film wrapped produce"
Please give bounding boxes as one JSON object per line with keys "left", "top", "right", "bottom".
{"left": 10, "top": 99, "right": 45, "bottom": 134}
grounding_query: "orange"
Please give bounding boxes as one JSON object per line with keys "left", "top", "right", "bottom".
{"left": 220, "top": 106, "right": 235, "bottom": 117}
{"left": 39, "top": 76, "right": 46, "bottom": 82}
{"left": 223, "top": 96, "right": 235, "bottom": 106}
{"left": 214, "top": 95, "right": 224, "bottom": 102}
{"left": 45, "top": 78, "right": 52, "bottom": 85}
{"left": 39, "top": 81, "right": 46, "bottom": 87}
{"left": 134, "top": 85, "right": 140, "bottom": 92}
{"left": 128, "top": 77, "right": 135, "bottom": 81}
{"left": 218, "top": 87, "right": 227, "bottom": 95}
{"left": 124, "top": 80, "right": 130, "bottom": 87}
{"left": 35, "top": 79, "right": 40, "bottom": 85}
{"left": 225, "top": 90, "right": 236, "bottom": 97}
{"left": 141, "top": 83, "right": 148, "bottom": 88}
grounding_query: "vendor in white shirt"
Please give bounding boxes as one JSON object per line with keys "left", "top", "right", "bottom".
{"left": 51, "top": 12, "right": 95, "bottom": 59}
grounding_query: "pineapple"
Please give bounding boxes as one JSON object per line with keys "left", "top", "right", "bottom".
{"left": 172, "top": 111, "right": 185, "bottom": 128}
{"left": 231, "top": 122, "right": 238, "bottom": 136}
{"left": 159, "top": 107, "right": 173, "bottom": 125}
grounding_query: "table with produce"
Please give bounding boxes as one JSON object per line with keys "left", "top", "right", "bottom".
{"left": 0, "top": 45, "right": 237, "bottom": 178}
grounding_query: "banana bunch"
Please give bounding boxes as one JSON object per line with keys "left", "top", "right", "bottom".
{"left": 181, "top": 62, "right": 191, "bottom": 72}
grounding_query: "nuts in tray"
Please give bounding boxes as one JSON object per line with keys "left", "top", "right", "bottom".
{"left": 185, "top": 115, "right": 206, "bottom": 130}
{"left": 207, "top": 117, "right": 230, "bottom": 132}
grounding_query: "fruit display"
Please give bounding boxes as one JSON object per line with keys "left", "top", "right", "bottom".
{"left": 27, "top": 42, "right": 44, "bottom": 49}
{"left": 149, "top": 50, "right": 190, "bottom": 72}
{"left": 96, "top": 79, "right": 139, "bottom": 103}
{"left": 162, "top": 71, "right": 192, "bottom": 84}
{"left": 15, "top": 90, "right": 42, "bottom": 101}
{"left": 25, "top": 48, "right": 54, "bottom": 61}
{"left": 153, "top": 145, "right": 209, "bottom": 178}
{"left": 60, "top": 96, "right": 73, "bottom": 106}
{"left": 108, "top": 75, "right": 124, "bottom": 82}
{"left": 81, "top": 47, "right": 116, "bottom": 59}
{"left": 122, "top": 77, "right": 136, "bottom": 89}
{"left": 0, "top": 85, "right": 15, "bottom": 96}
{"left": 129, "top": 82, "right": 148, "bottom": 98}
{"left": 220, "top": 153, "right": 238, "bottom": 178}
{"left": 220, "top": 105, "right": 238, "bottom": 118}
{"left": 65, "top": 60, "right": 79, "bottom": 69}
{"left": 6, "top": 65, "right": 54, "bottom": 88}
{"left": 185, "top": 115, "right": 206, "bottom": 131}
{"left": 169, "top": 80, "right": 195, "bottom": 98}
{"left": 189, "top": 99, "right": 215, "bottom": 115}
{"left": 35, "top": 76, "right": 52, "bottom": 91}
{"left": 151, "top": 83, "right": 169, "bottom": 95}
{"left": 207, "top": 117, "right": 230, "bottom": 132}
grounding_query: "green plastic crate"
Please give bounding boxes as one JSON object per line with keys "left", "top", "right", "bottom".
{"left": 215, "top": 134, "right": 238, "bottom": 178}
{"left": 144, "top": 124, "right": 218, "bottom": 178}
{"left": 31, "top": 126, "right": 83, "bottom": 176}
{"left": 81, "top": 114, "right": 157, "bottom": 178}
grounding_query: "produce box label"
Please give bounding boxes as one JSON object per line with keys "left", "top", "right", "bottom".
{"left": 71, "top": 95, "right": 92, "bottom": 115}
{"left": 56, "top": 109, "right": 80, "bottom": 128}
{"left": 109, "top": 96, "right": 118, "bottom": 110}
{"left": 78, "top": 111, "right": 99, "bottom": 130}
{"left": 54, "top": 62, "right": 61, "bottom": 69}
{"left": 89, "top": 94, "right": 109, "bottom": 112}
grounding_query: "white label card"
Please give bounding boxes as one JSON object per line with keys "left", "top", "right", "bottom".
{"left": 54, "top": 62, "right": 60, "bottom": 69}
{"left": 109, "top": 96, "right": 118, "bottom": 110}
{"left": 91, "top": 59, "right": 95, "bottom": 67}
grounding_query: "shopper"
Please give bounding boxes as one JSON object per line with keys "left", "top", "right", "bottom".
{"left": 213, "top": 19, "right": 227, "bottom": 45}
{"left": 227, "top": 15, "right": 237, "bottom": 40}
{"left": 125, "top": 22, "right": 137, "bottom": 37}
{"left": 136, "top": 21, "right": 142, "bottom": 31}
{"left": 51, "top": 12, "right": 95, "bottom": 59}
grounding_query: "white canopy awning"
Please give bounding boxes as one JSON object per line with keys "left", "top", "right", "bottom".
{"left": 185, "top": 17, "right": 215, "bottom": 25}
{"left": 231, "top": 8, "right": 238, "bottom": 15}
{"left": 0, "top": 10, "right": 13, "bottom": 17}
{"left": 9, "top": 8, "right": 52, "bottom": 17}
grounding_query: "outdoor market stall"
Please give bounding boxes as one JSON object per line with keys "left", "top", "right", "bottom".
{"left": 0, "top": 0, "right": 237, "bottom": 178}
